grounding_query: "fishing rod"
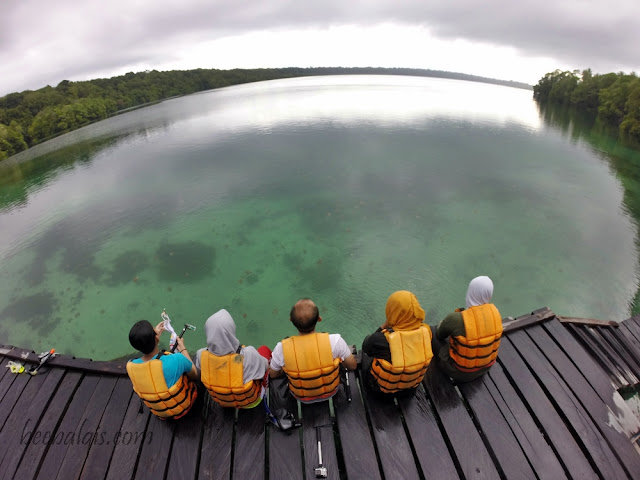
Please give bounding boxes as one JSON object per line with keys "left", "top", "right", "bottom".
{"left": 28, "top": 348, "right": 55, "bottom": 375}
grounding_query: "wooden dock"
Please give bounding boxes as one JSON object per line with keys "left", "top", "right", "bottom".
{"left": 1, "top": 306, "right": 640, "bottom": 479}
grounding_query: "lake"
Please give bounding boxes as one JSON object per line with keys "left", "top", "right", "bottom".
{"left": 1, "top": 75, "right": 638, "bottom": 360}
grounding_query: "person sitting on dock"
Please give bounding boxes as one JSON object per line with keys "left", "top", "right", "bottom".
{"left": 126, "top": 320, "right": 199, "bottom": 419}
{"left": 196, "top": 309, "right": 271, "bottom": 409}
{"left": 361, "top": 290, "right": 433, "bottom": 397}
{"left": 434, "top": 276, "right": 503, "bottom": 383}
{"left": 269, "top": 298, "right": 357, "bottom": 403}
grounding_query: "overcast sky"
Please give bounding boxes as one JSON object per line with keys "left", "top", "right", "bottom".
{"left": 1, "top": 0, "right": 638, "bottom": 97}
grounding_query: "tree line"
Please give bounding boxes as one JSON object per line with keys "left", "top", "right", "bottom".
{"left": 533, "top": 69, "right": 640, "bottom": 145}
{"left": 0, "top": 67, "right": 531, "bottom": 160}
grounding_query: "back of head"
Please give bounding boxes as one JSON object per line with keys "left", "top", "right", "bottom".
{"left": 290, "top": 298, "right": 319, "bottom": 334}
{"left": 205, "top": 309, "right": 240, "bottom": 355}
{"left": 129, "top": 320, "right": 156, "bottom": 354}
{"left": 465, "top": 276, "right": 494, "bottom": 309}
{"left": 385, "top": 290, "right": 425, "bottom": 330}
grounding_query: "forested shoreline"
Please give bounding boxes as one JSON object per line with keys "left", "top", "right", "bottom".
{"left": 0, "top": 67, "right": 531, "bottom": 160}
{"left": 533, "top": 69, "right": 640, "bottom": 145}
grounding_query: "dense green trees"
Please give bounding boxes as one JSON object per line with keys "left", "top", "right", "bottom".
{"left": 27, "top": 97, "right": 117, "bottom": 144}
{"left": 0, "top": 67, "right": 531, "bottom": 160}
{"left": 0, "top": 122, "right": 27, "bottom": 160}
{"left": 534, "top": 69, "right": 640, "bottom": 145}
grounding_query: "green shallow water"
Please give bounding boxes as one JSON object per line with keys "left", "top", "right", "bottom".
{"left": 0, "top": 75, "right": 638, "bottom": 360}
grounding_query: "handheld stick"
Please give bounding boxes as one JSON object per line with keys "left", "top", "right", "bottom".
{"left": 170, "top": 324, "right": 196, "bottom": 353}
{"left": 345, "top": 368, "right": 352, "bottom": 403}
{"left": 314, "top": 426, "right": 328, "bottom": 478}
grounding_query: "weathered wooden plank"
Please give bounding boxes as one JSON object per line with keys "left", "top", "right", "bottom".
{"left": 268, "top": 378, "right": 303, "bottom": 480}
{"left": 600, "top": 327, "right": 640, "bottom": 380}
{"left": 33, "top": 374, "right": 100, "bottom": 480}
{"left": 497, "top": 337, "right": 598, "bottom": 479}
{"left": 551, "top": 320, "right": 640, "bottom": 449}
{"left": 545, "top": 320, "right": 618, "bottom": 402}
{"left": 104, "top": 391, "right": 152, "bottom": 480}
{"left": 134, "top": 414, "right": 175, "bottom": 480}
{"left": 458, "top": 378, "right": 537, "bottom": 480}
{"left": 53, "top": 375, "right": 118, "bottom": 480}
{"left": 528, "top": 324, "right": 640, "bottom": 477}
{"left": 333, "top": 371, "right": 382, "bottom": 480}
{"left": 233, "top": 402, "right": 266, "bottom": 480}
{"left": 502, "top": 307, "right": 555, "bottom": 334}
{"left": 582, "top": 325, "right": 639, "bottom": 385}
{"left": 510, "top": 330, "right": 628, "bottom": 480}
{"left": 423, "top": 364, "right": 500, "bottom": 480}
{"left": 0, "top": 373, "right": 32, "bottom": 430}
{"left": 0, "top": 356, "right": 11, "bottom": 385}
{"left": 0, "top": 361, "right": 26, "bottom": 421}
{"left": 79, "top": 377, "right": 134, "bottom": 480}
{"left": 11, "top": 371, "right": 83, "bottom": 480}
{"left": 622, "top": 316, "right": 640, "bottom": 343}
{"left": 618, "top": 322, "right": 640, "bottom": 355}
{"left": 0, "top": 358, "right": 16, "bottom": 406}
{"left": 567, "top": 323, "right": 627, "bottom": 389}
{"left": 47, "top": 355, "right": 127, "bottom": 376}
{"left": 557, "top": 316, "right": 619, "bottom": 327}
{"left": 397, "top": 383, "right": 458, "bottom": 479}
{"left": 166, "top": 395, "right": 205, "bottom": 480}
{"left": 485, "top": 363, "right": 567, "bottom": 480}
{"left": 0, "top": 346, "right": 127, "bottom": 376}
{"left": 302, "top": 401, "right": 339, "bottom": 480}
{"left": 361, "top": 381, "right": 420, "bottom": 480}
{"left": 626, "top": 314, "right": 640, "bottom": 331}
{"left": 197, "top": 396, "right": 235, "bottom": 480}
{"left": 0, "top": 367, "right": 65, "bottom": 480}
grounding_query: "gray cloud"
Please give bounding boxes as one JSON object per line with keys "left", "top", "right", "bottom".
{"left": 1, "top": 0, "right": 638, "bottom": 96}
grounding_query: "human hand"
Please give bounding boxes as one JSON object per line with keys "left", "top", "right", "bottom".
{"left": 154, "top": 322, "right": 164, "bottom": 336}
{"left": 176, "top": 336, "right": 186, "bottom": 352}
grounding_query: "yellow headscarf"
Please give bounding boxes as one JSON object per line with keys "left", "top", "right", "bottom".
{"left": 385, "top": 291, "right": 425, "bottom": 331}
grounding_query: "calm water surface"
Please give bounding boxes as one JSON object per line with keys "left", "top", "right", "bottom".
{"left": 0, "top": 75, "right": 638, "bottom": 360}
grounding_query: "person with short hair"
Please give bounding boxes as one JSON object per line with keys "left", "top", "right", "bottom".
{"left": 361, "top": 291, "right": 433, "bottom": 397}
{"left": 269, "top": 298, "right": 357, "bottom": 403}
{"left": 434, "top": 276, "right": 503, "bottom": 383}
{"left": 126, "top": 319, "right": 198, "bottom": 419}
{"left": 196, "top": 309, "right": 271, "bottom": 409}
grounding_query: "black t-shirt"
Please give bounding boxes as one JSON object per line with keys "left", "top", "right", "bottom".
{"left": 361, "top": 327, "right": 391, "bottom": 362}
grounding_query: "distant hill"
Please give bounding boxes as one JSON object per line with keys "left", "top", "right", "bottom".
{"left": 0, "top": 66, "right": 531, "bottom": 160}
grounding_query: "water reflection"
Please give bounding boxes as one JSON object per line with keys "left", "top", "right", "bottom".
{"left": 537, "top": 102, "right": 640, "bottom": 313}
{"left": 181, "top": 75, "right": 542, "bottom": 133}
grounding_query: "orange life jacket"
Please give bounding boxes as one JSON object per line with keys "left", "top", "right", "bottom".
{"left": 200, "top": 348, "right": 263, "bottom": 408}
{"left": 449, "top": 304, "right": 502, "bottom": 372}
{"left": 126, "top": 352, "right": 197, "bottom": 419}
{"left": 282, "top": 333, "right": 341, "bottom": 402}
{"left": 370, "top": 324, "right": 433, "bottom": 393}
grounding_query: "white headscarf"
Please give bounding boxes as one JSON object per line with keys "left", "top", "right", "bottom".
{"left": 465, "top": 276, "right": 494, "bottom": 309}
{"left": 195, "top": 309, "right": 267, "bottom": 382}
{"left": 204, "top": 309, "right": 239, "bottom": 355}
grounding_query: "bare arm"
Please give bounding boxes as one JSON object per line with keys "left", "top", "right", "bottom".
{"left": 342, "top": 354, "right": 357, "bottom": 371}
{"left": 186, "top": 363, "right": 199, "bottom": 381}
{"left": 176, "top": 337, "right": 199, "bottom": 381}
{"left": 269, "top": 367, "right": 285, "bottom": 378}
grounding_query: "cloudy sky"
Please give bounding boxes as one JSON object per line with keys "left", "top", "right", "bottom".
{"left": 1, "top": 0, "right": 638, "bottom": 96}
